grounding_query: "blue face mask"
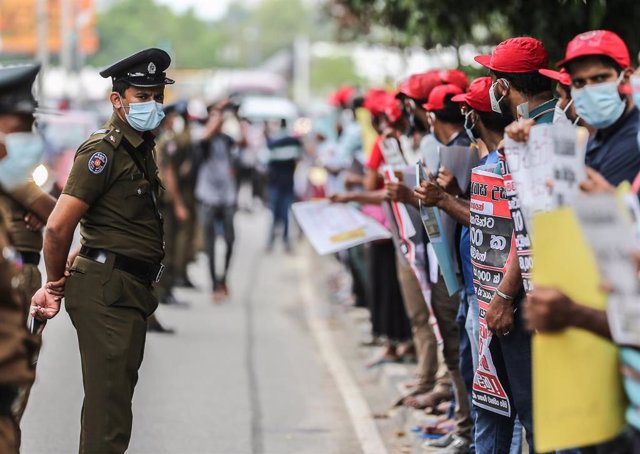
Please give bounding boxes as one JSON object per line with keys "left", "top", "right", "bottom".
{"left": 571, "top": 73, "right": 626, "bottom": 129}
{"left": 122, "top": 98, "right": 165, "bottom": 131}
{"left": 0, "top": 132, "right": 45, "bottom": 190}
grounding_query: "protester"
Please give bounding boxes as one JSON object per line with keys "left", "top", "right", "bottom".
{"left": 31, "top": 48, "right": 173, "bottom": 454}
{"left": 264, "top": 118, "right": 303, "bottom": 253}
{"left": 193, "top": 101, "right": 238, "bottom": 302}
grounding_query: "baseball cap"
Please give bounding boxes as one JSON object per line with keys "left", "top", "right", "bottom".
{"left": 329, "top": 86, "right": 356, "bottom": 107}
{"left": 556, "top": 30, "right": 630, "bottom": 69}
{"left": 439, "top": 69, "right": 469, "bottom": 91}
{"left": 423, "top": 84, "right": 463, "bottom": 111}
{"left": 397, "top": 71, "right": 443, "bottom": 101}
{"left": 451, "top": 77, "right": 492, "bottom": 113}
{"left": 383, "top": 97, "right": 403, "bottom": 123}
{"left": 475, "top": 37, "right": 549, "bottom": 73}
{"left": 538, "top": 68, "right": 572, "bottom": 86}
{"left": 363, "top": 88, "right": 394, "bottom": 116}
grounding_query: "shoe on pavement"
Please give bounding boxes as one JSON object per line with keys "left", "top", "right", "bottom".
{"left": 159, "top": 293, "right": 190, "bottom": 308}
{"left": 422, "top": 434, "right": 470, "bottom": 453}
{"left": 147, "top": 318, "right": 175, "bottom": 334}
{"left": 174, "top": 275, "right": 195, "bottom": 288}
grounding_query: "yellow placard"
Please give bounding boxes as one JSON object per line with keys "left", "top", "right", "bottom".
{"left": 532, "top": 208, "right": 626, "bottom": 451}
{"left": 355, "top": 107, "right": 378, "bottom": 158}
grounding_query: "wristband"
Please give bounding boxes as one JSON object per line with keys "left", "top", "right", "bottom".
{"left": 495, "top": 289, "right": 515, "bottom": 301}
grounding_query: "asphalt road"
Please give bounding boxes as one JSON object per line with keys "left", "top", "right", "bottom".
{"left": 21, "top": 209, "right": 363, "bottom": 454}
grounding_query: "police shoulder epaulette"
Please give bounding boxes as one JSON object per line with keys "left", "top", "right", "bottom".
{"left": 100, "top": 127, "right": 124, "bottom": 149}
{"left": 91, "top": 128, "right": 110, "bottom": 136}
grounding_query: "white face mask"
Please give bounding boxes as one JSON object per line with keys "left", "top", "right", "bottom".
{"left": 552, "top": 99, "right": 577, "bottom": 125}
{"left": 490, "top": 79, "right": 510, "bottom": 114}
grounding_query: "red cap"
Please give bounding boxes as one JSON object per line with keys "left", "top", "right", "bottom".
{"left": 439, "top": 69, "right": 469, "bottom": 91}
{"left": 423, "top": 84, "right": 463, "bottom": 111}
{"left": 475, "top": 37, "right": 549, "bottom": 73}
{"left": 363, "top": 88, "right": 394, "bottom": 116}
{"left": 557, "top": 30, "right": 630, "bottom": 69}
{"left": 329, "top": 86, "right": 356, "bottom": 107}
{"left": 397, "top": 71, "right": 443, "bottom": 100}
{"left": 451, "top": 76, "right": 492, "bottom": 113}
{"left": 383, "top": 97, "right": 403, "bottom": 123}
{"left": 538, "top": 68, "right": 571, "bottom": 86}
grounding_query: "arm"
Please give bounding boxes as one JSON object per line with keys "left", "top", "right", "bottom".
{"left": 162, "top": 162, "right": 188, "bottom": 221}
{"left": 363, "top": 168, "right": 380, "bottom": 192}
{"left": 524, "top": 287, "right": 611, "bottom": 340}
{"left": 413, "top": 179, "right": 471, "bottom": 225}
{"left": 32, "top": 194, "right": 88, "bottom": 321}
{"left": 27, "top": 192, "right": 56, "bottom": 223}
{"left": 331, "top": 189, "right": 387, "bottom": 205}
{"left": 485, "top": 255, "right": 523, "bottom": 337}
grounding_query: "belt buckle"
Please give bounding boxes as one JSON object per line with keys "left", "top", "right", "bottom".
{"left": 154, "top": 264, "right": 165, "bottom": 283}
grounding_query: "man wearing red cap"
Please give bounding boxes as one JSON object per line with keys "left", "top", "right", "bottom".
{"left": 558, "top": 30, "right": 640, "bottom": 186}
{"left": 472, "top": 37, "right": 558, "bottom": 453}
{"left": 475, "top": 37, "right": 556, "bottom": 124}
{"left": 416, "top": 76, "right": 517, "bottom": 454}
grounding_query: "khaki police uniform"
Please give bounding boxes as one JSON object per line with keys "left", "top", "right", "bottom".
{"left": 0, "top": 205, "right": 35, "bottom": 454}
{"left": 0, "top": 182, "right": 48, "bottom": 422}
{"left": 62, "top": 112, "right": 164, "bottom": 454}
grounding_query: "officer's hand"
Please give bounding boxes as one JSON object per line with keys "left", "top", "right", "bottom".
{"left": 580, "top": 167, "right": 615, "bottom": 194}
{"left": 385, "top": 181, "right": 414, "bottom": 204}
{"left": 31, "top": 287, "right": 61, "bottom": 321}
{"left": 505, "top": 118, "right": 535, "bottom": 143}
{"left": 24, "top": 212, "right": 45, "bottom": 232}
{"left": 436, "top": 167, "right": 462, "bottom": 196}
{"left": 524, "top": 287, "right": 576, "bottom": 332}
{"left": 45, "top": 275, "right": 67, "bottom": 298}
{"left": 175, "top": 203, "right": 189, "bottom": 222}
{"left": 486, "top": 293, "right": 514, "bottom": 337}
{"left": 413, "top": 180, "right": 444, "bottom": 207}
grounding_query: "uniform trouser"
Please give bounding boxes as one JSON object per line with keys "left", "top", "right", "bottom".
{"left": 0, "top": 416, "right": 18, "bottom": 454}
{"left": 158, "top": 202, "right": 177, "bottom": 298}
{"left": 431, "top": 275, "right": 473, "bottom": 442}
{"left": 174, "top": 198, "right": 196, "bottom": 279}
{"left": 66, "top": 254, "right": 157, "bottom": 454}
{"left": 396, "top": 260, "right": 451, "bottom": 393}
{"left": 12, "top": 263, "right": 42, "bottom": 425}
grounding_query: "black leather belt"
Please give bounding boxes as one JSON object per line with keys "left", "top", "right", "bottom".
{"left": 18, "top": 251, "right": 41, "bottom": 266}
{"left": 79, "top": 246, "right": 164, "bottom": 284}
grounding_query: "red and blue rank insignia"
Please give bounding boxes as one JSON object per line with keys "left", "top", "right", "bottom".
{"left": 88, "top": 152, "right": 108, "bottom": 174}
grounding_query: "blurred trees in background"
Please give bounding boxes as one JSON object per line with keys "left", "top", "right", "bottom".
{"left": 327, "top": 0, "right": 640, "bottom": 65}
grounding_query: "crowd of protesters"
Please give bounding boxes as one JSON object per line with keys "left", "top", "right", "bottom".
{"left": 312, "top": 30, "right": 640, "bottom": 454}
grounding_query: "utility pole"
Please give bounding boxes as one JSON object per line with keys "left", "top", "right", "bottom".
{"left": 293, "top": 35, "right": 310, "bottom": 107}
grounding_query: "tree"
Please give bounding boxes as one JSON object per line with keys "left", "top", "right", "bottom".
{"left": 329, "top": 0, "right": 640, "bottom": 65}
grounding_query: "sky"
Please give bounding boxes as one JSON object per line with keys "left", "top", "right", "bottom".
{"left": 153, "top": 0, "right": 259, "bottom": 20}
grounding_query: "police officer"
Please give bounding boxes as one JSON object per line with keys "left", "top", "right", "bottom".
{"left": 0, "top": 63, "right": 44, "bottom": 453}
{"left": 31, "top": 48, "right": 173, "bottom": 454}
{"left": 0, "top": 63, "right": 56, "bottom": 426}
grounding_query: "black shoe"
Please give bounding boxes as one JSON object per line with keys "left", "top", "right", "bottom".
{"left": 174, "top": 276, "right": 195, "bottom": 288}
{"left": 159, "top": 293, "right": 190, "bottom": 308}
{"left": 147, "top": 318, "right": 175, "bottom": 334}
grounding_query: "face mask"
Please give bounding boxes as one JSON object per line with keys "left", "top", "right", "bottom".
{"left": 630, "top": 75, "right": 640, "bottom": 108}
{"left": 571, "top": 73, "right": 626, "bottom": 129}
{"left": 120, "top": 97, "right": 165, "bottom": 131}
{"left": 490, "top": 79, "right": 510, "bottom": 114}
{"left": 464, "top": 111, "right": 477, "bottom": 143}
{"left": 0, "top": 132, "right": 45, "bottom": 190}
{"left": 552, "top": 99, "right": 575, "bottom": 125}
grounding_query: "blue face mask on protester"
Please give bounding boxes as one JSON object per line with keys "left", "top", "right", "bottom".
{"left": 571, "top": 73, "right": 626, "bottom": 129}
{"left": 121, "top": 97, "right": 165, "bottom": 131}
{"left": 0, "top": 132, "right": 45, "bottom": 190}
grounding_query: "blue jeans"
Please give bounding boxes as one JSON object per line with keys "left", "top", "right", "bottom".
{"left": 458, "top": 294, "right": 476, "bottom": 452}
{"left": 267, "top": 185, "right": 294, "bottom": 244}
